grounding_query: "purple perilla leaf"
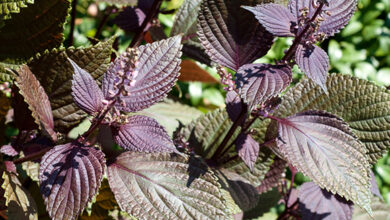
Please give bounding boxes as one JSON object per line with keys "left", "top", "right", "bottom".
{"left": 197, "top": 0, "right": 274, "bottom": 71}
{"left": 243, "top": 4, "right": 296, "bottom": 37}
{"left": 112, "top": 115, "right": 176, "bottom": 153}
{"left": 370, "top": 171, "right": 383, "bottom": 200}
{"left": 276, "top": 110, "right": 372, "bottom": 214}
{"left": 102, "top": 36, "right": 183, "bottom": 113}
{"left": 69, "top": 59, "right": 105, "bottom": 115}
{"left": 235, "top": 64, "right": 292, "bottom": 108}
{"left": 298, "top": 182, "right": 353, "bottom": 220}
{"left": 226, "top": 90, "right": 244, "bottom": 122}
{"left": 289, "top": 0, "right": 357, "bottom": 37}
{"left": 295, "top": 44, "right": 329, "bottom": 93}
{"left": 39, "top": 142, "right": 106, "bottom": 220}
{"left": 236, "top": 133, "right": 259, "bottom": 171}
{"left": 0, "top": 145, "right": 18, "bottom": 157}
{"left": 113, "top": 0, "right": 154, "bottom": 32}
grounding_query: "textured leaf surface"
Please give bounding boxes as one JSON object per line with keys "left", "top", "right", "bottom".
{"left": 296, "top": 44, "right": 329, "bottom": 93}
{"left": 0, "top": 0, "right": 33, "bottom": 18}
{"left": 0, "top": 145, "right": 18, "bottom": 156}
{"left": 112, "top": 115, "right": 176, "bottom": 152}
{"left": 21, "top": 161, "right": 39, "bottom": 182}
{"left": 236, "top": 64, "right": 292, "bottom": 107}
{"left": 217, "top": 169, "right": 258, "bottom": 212}
{"left": 39, "top": 143, "right": 106, "bottom": 220}
{"left": 103, "top": 36, "right": 182, "bottom": 112}
{"left": 137, "top": 99, "right": 203, "bottom": 136}
{"left": 0, "top": 0, "right": 70, "bottom": 61}
{"left": 352, "top": 196, "right": 390, "bottom": 220}
{"left": 289, "top": 0, "right": 357, "bottom": 37}
{"left": 197, "top": 0, "right": 274, "bottom": 71}
{"left": 97, "top": 0, "right": 137, "bottom": 6}
{"left": 170, "top": 0, "right": 202, "bottom": 47}
{"left": 226, "top": 90, "right": 243, "bottom": 122}
{"left": 222, "top": 148, "right": 274, "bottom": 186}
{"left": 28, "top": 38, "right": 114, "bottom": 132}
{"left": 2, "top": 171, "right": 38, "bottom": 219}
{"left": 243, "top": 3, "right": 295, "bottom": 37}
{"left": 256, "top": 158, "right": 286, "bottom": 194}
{"left": 70, "top": 59, "right": 104, "bottom": 115}
{"left": 107, "top": 151, "right": 232, "bottom": 219}
{"left": 16, "top": 65, "right": 57, "bottom": 141}
{"left": 299, "top": 182, "right": 353, "bottom": 220}
{"left": 236, "top": 133, "right": 259, "bottom": 171}
{"left": 276, "top": 110, "right": 371, "bottom": 213}
{"left": 370, "top": 171, "right": 382, "bottom": 199}
{"left": 274, "top": 74, "right": 390, "bottom": 164}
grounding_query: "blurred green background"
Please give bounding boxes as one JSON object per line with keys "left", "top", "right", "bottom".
{"left": 65, "top": 0, "right": 390, "bottom": 204}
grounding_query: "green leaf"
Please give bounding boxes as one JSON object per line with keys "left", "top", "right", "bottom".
{"left": 274, "top": 74, "right": 390, "bottom": 164}
{"left": 0, "top": 62, "right": 19, "bottom": 82}
{"left": 352, "top": 196, "right": 390, "bottom": 220}
{"left": 0, "top": 0, "right": 71, "bottom": 62}
{"left": 2, "top": 171, "right": 38, "bottom": 220}
{"left": 107, "top": 152, "right": 233, "bottom": 219}
{"left": 170, "top": 0, "right": 202, "bottom": 47}
{"left": 97, "top": 0, "right": 137, "bottom": 6}
{"left": 0, "top": 0, "right": 34, "bottom": 19}
{"left": 28, "top": 38, "right": 114, "bottom": 132}
{"left": 217, "top": 169, "right": 259, "bottom": 212}
{"left": 181, "top": 108, "right": 274, "bottom": 184}
{"left": 137, "top": 99, "right": 203, "bottom": 137}
{"left": 243, "top": 188, "right": 282, "bottom": 219}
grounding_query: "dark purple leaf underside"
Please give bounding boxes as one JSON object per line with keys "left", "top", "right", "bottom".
{"left": 289, "top": 0, "right": 357, "bottom": 37}
{"left": 226, "top": 90, "right": 243, "bottom": 122}
{"left": 295, "top": 44, "right": 329, "bottom": 93}
{"left": 235, "top": 133, "right": 259, "bottom": 171}
{"left": 113, "top": 7, "right": 147, "bottom": 32}
{"left": 243, "top": 4, "right": 295, "bottom": 37}
{"left": 69, "top": 59, "right": 104, "bottom": 115}
{"left": 299, "top": 182, "right": 353, "bottom": 220}
{"left": 39, "top": 143, "right": 106, "bottom": 220}
{"left": 197, "top": 0, "right": 274, "bottom": 71}
{"left": 112, "top": 115, "right": 176, "bottom": 153}
{"left": 16, "top": 65, "right": 57, "bottom": 142}
{"left": 102, "top": 36, "right": 183, "bottom": 112}
{"left": 276, "top": 110, "right": 371, "bottom": 213}
{"left": 235, "top": 64, "right": 292, "bottom": 107}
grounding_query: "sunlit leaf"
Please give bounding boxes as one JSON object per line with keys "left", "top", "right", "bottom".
{"left": 69, "top": 59, "right": 104, "bottom": 115}
{"left": 170, "top": 0, "right": 203, "bottom": 47}
{"left": 352, "top": 196, "right": 390, "bottom": 220}
{"left": 2, "top": 171, "right": 38, "bottom": 219}
{"left": 243, "top": 3, "right": 295, "bottom": 37}
{"left": 16, "top": 65, "right": 57, "bottom": 141}
{"left": 102, "top": 36, "right": 182, "bottom": 112}
{"left": 298, "top": 182, "right": 353, "bottom": 220}
{"left": 39, "top": 143, "right": 106, "bottom": 220}
{"left": 112, "top": 115, "right": 176, "bottom": 152}
{"left": 296, "top": 44, "right": 329, "bottom": 93}
{"left": 0, "top": 145, "right": 18, "bottom": 157}
{"left": 236, "top": 64, "right": 292, "bottom": 107}
{"left": 276, "top": 110, "right": 371, "bottom": 214}
{"left": 274, "top": 74, "right": 390, "bottom": 164}
{"left": 197, "top": 0, "right": 274, "bottom": 71}
{"left": 28, "top": 38, "right": 114, "bottom": 132}
{"left": 0, "top": 0, "right": 70, "bottom": 62}
{"left": 0, "top": 0, "right": 34, "bottom": 19}
{"left": 107, "top": 151, "right": 232, "bottom": 219}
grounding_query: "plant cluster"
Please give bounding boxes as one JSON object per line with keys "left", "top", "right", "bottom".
{"left": 0, "top": 0, "right": 390, "bottom": 219}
